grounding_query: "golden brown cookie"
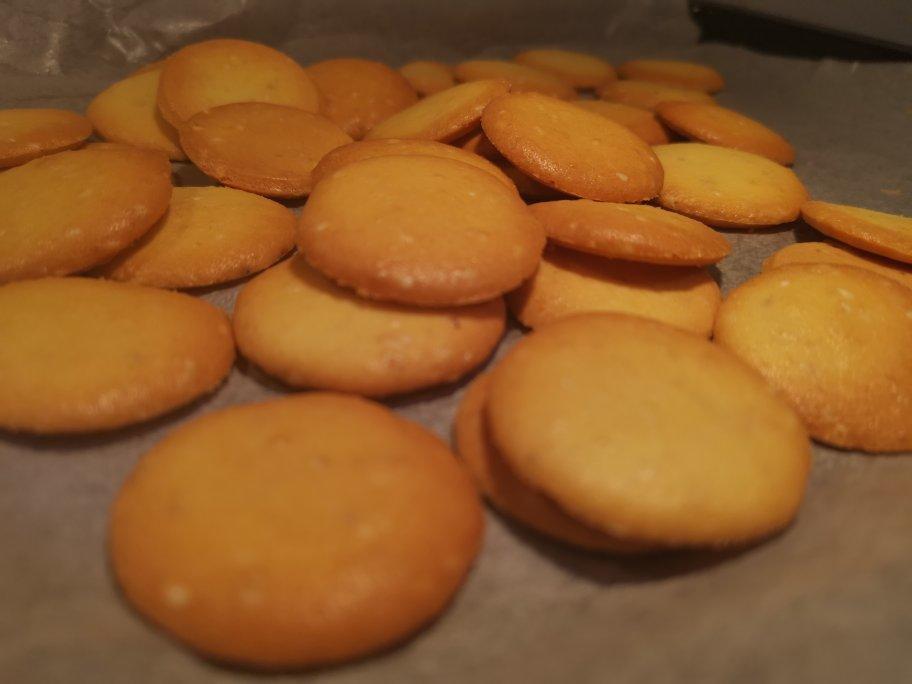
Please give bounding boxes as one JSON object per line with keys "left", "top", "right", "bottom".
{"left": 109, "top": 392, "right": 483, "bottom": 670}
{"left": 654, "top": 143, "right": 808, "bottom": 228}
{"left": 299, "top": 154, "right": 545, "bottom": 306}
{"left": 179, "top": 102, "right": 352, "bottom": 198}
{"left": 87, "top": 68, "right": 185, "bottom": 160}
{"left": 96, "top": 186, "right": 295, "bottom": 289}
{"left": 498, "top": 163, "right": 568, "bottom": 201}
{"left": 233, "top": 256, "right": 504, "bottom": 396}
{"left": 482, "top": 92, "right": 663, "bottom": 202}
{"left": 399, "top": 60, "right": 456, "bottom": 96}
{"left": 0, "top": 108, "right": 92, "bottom": 168}
{"left": 454, "top": 60, "right": 575, "bottom": 99}
{"left": 0, "top": 277, "right": 234, "bottom": 433}
{"left": 572, "top": 100, "right": 671, "bottom": 145}
{"left": 455, "top": 130, "right": 503, "bottom": 160}
{"left": 715, "top": 264, "right": 912, "bottom": 452}
{"left": 0, "top": 146, "right": 172, "bottom": 284}
{"left": 306, "top": 58, "right": 418, "bottom": 139}
{"left": 617, "top": 59, "right": 725, "bottom": 93}
{"left": 364, "top": 79, "right": 509, "bottom": 142}
{"left": 597, "top": 80, "right": 715, "bottom": 111}
{"left": 531, "top": 200, "right": 731, "bottom": 265}
{"left": 157, "top": 39, "right": 320, "bottom": 126}
{"left": 507, "top": 245, "right": 720, "bottom": 336}
{"left": 513, "top": 49, "right": 616, "bottom": 89}
{"left": 656, "top": 102, "right": 794, "bottom": 165}
{"left": 762, "top": 241, "right": 912, "bottom": 290}
{"left": 801, "top": 200, "right": 912, "bottom": 265}
{"left": 485, "top": 313, "right": 810, "bottom": 547}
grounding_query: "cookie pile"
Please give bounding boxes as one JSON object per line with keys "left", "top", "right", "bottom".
{"left": 1, "top": 40, "right": 910, "bottom": 671}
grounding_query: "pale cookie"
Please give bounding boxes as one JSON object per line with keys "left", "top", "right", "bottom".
{"left": 801, "top": 200, "right": 912, "bottom": 265}
{"left": 399, "top": 60, "right": 456, "bottom": 96}
{"left": 110, "top": 393, "right": 483, "bottom": 669}
{"left": 454, "top": 60, "right": 575, "bottom": 100}
{"left": 598, "top": 80, "right": 715, "bottom": 111}
{"left": 617, "top": 59, "right": 725, "bottom": 93}
{"left": 157, "top": 39, "right": 320, "bottom": 126}
{"left": 486, "top": 313, "right": 810, "bottom": 547}
{"left": 364, "top": 79, "right": 509, "bottom": 142}
{"left": 233, "top": 256, "right": 505, "bottom": 396}
{"left": 482, "top": 92, "right": 663, "bottom": 202}
{"left": 299, "top": 155, "right": 545, "bottom": 306}
{"left": 88, "top": 68, "right": 185, "bottom": 160}
{"left": 179, "top": 102, "right": 352, "bottom": 198}
{"left": 514, "top": 49, "right": 616, "bottom": 89}
{"left": 714, "top": 264, "right": 912, "bottom": 452}
{"left": 306, "top": 58, "right": 418, "bottom": 139}
{"left": 0, "top": 277, "right": 234, "bottom": 433}
{"left": 572, "top": 100, "right": 671, "bottom": 145}
{"left": 762, "top": 241, "right": 912, "bottom": 290}
{"left": 531, "top": 200, "right": 731, "bottom": 265}
{"left": 96, "top": 186, "right": 295, "bottom": 289}
{"left": 0, "top": 108, "right": 92, "bottom": 168}
{"left": 0, "top": 146, "right": 171, "bottom": 284}
{"left": 507, "top": 245, "right": 720, "bottom": 336}
{"left": 654, "top": 143, "right": 808, "bottom": 228}
{"left": 656, "top": 102, "right": 794, "bottom": 165}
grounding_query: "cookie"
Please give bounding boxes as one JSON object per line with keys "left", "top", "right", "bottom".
{"left": 0, "top": 108, "right": 92, "bottom": 168}
{"left": 399, "top": 60, "right": 456, "bottom": 96}
{"left": 513, "top": 49, "right": 616, "bottom": 90}
{"left": 481, "top": 92, "right": 663, "bottom": 202}
{"left": 531, "top": 200, "right": 731, "bottom": 265}
{"left": 654, "top": 143, "right": 808, "bottom": 228}
{"left": 311, "top": 138, "right": 515, "bottom": 190}
{"left": 572, "top": 100, "right": 671, "bottom": 145}
{"left": 499, "top": 163, "right": 567, "bottom": 201}
{"left": 157, "top": 39, "right": 320, "bottom": 126}
{"left": 597, "top": 80, "right": 715, "bottom": 111}
{"left": 456, "top": 130, "right": 503, "bottom": 160}
{"left": 0, "top": 277, "right": 234, "bottom": 433}
{"left": 364, "top": 79, "right": 509, "bottom": 142}
{"left": 617, "top": 59, "right": 725, "bottom": 93}
{"left": 233, "top": 256, "right": 505, "bottom": 396}
{"left": 507, "top": 245, "right": 720, "bottom": 336}
{"left": 96, "top": 186, "right": 295, "bottom": 289}
{"left": 306, "top": 58, "right": 418, "bottom": 139}
{"left": 455, "top": 374, "right": 649, "bottom": 553}
{"left": 801, "top": 200, "right": 912, "bottom": 265}
{"left": 110, "top": 392, "right": 483, "bottom": 670}
{"left": 0, "top": 146, "right": 172, "bottom": 284}
{"left": 454, "top": 60, "right": 575, "bottom": 100}
{"left": 87, "top": 67, "right": 185, "bottom": 160}
{"left": 485, "top": 313, "right": 810, "bottom": 547}
{"left": 762, "top": 241, "right": 912, "bottom": 290}
{"left": 714, "top": 264, "right": 912, "bottom": 452}
{"left": 299, "top": 154, "right": 545, "bottom": 306}
{"left": 131, "top": 59, "right": 166, "bottom": 76}
{"left": 179, "top": 102, "right": 352, "bottom": 198}
{"left": 656, "top": 102, "right": 794, "bottom": 165}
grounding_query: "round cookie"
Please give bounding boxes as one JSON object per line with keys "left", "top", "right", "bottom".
{"left": 654, "top": 143, "right": 808, "bottom": 228}
{"left": 364, "top": 79, "right": 509, "bottom": 142}
{"left": 597, "top": 80, "right": 715, "bottom": 111}
{"left": 0, "top": 277, "right": 234, "bottom": 433}
{"left": 0, "top": 108, "right": 92, "bottom": 168}
{"left": 298, "top": 154, "right": 545, "bottom": 306}
{"left": 109, "top": 393, "right": 483, "bottom": 670}
{"left": 306, "top": 58, "right": 418, "bottom": 139}
{"left": 157, "top": 39, "right": 320, "bottom": 126}
{"left": 179, "top": 102, "right": 352, "bottom": 198}
{"left": 801, "top": 200, "right": 912, "bottom": 265}
{"left": 481, "top": 92, "right": 663, "bottom": 202}
{"left": 96, "top": 186, "right": 295, "bottom": 289}
{"left": 714, "top": 263, "right": 912, "bottom": 452}
{"left": 88, "top": 68, "right": 185, "bottom": 160}
{"left": 499, "top": 163, "right": 567, "bottom": 201}
{"left": 0, "top": 146, "right": 172, "bottom": 284}
{"left": 455, "top": 374, "right": 650, "bottom": 553}
{"left": 617, "top": 59, "right": 725, "bottom": 93}
{"left": 507, "top": 245, "right": 720, "bottom": 336}
{"left": 656, "top": 102, "right": 794, "bottom": 165}
{"left": 762, "top": 241, "right": 912, "bottom": 290}
{"left": 311, "top": 138, "right": 516, "bottom": 190}
{"left": 454, "top": 60, "right": 575, "bottom": 100}
{"left": 485, "top": 313, "right": 810, "bottom": 547}
{"left": 513, "top": 49, "right": 616, "bottom": 90}
{"left": 456, "top": 130, "right": 503, "bottom": 161}
{"left": 572, "top": 100, "right": 671, "bottom": 145}
{"left": 531, "top": 200, "right": 731, "bottom": 265}
{"left": 399, "top": 60, "right": 456, "bottom": 96}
